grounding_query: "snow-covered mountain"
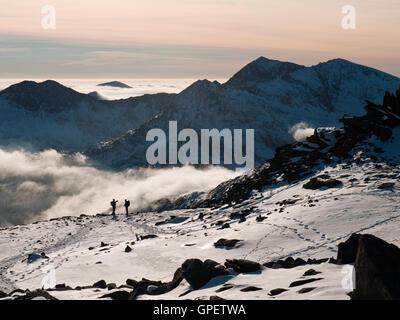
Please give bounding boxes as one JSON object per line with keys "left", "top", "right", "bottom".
{"left": 87, "top": 57, "right": 400, "bottom": 169}
{"left": 1, "top": 90, "right": 400, "bottom": 300}
{"left": 0, "top": 80, "right": 173, "bottom": 151}
{"left": 0, "top": 58, "right": 399, "bottom": 167}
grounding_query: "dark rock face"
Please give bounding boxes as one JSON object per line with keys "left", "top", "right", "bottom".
{"left": 337, "top": 233, "right": 362, "bottom": 264}
{"left": 225, "top": 259, "right": 260, "bottom": 273}
{"left": 353, "top": 234, "right": 400, "bottom": 300}
{"left": 125, "top": 245, "right": 132, "bottom": 253}
{"left": 181, "top": 259, "right": 228, "bottom": 290}
{"left": 303, "top": 177, "right": 342, "bottom": 190}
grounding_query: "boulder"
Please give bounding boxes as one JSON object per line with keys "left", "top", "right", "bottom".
{"left": 214, "top": 239, "right": 242, "bottom": 248}
{"left": 225, "top": 259, "right": 260, "bottom": 273}
{"left": 353, "top": 234, "right": 400, "bottom": 300}
{"left": 181, "top": 259, "right": 228, "bottom": 290}
{"left": 303, "top": 177, "right": 342, "bottom": 190}
{"left": 100, "top": 290, "right": 130, "bottom": 300}
{"left": 268, "top": 288, "right": 288, "bottom": 296}
{"left": 337, "top": 233, "right": 361, "bottom": 264}
{"left": 93, "top": 280, "right": 107, "bottom": 289}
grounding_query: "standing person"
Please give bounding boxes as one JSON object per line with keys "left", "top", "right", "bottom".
{"left": 124, "top": 199, "right": 130, "bottom": 216}
{"left": 111, "top": 199, "right": 118, "bottom": 216}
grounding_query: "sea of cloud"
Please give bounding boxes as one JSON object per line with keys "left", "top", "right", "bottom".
{"left": 0, "top": 148, "right": 238, "bottom": 226}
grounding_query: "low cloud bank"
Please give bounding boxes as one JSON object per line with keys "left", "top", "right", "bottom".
{"left": 289, "top": 122, "right": 315, "bottom": 142}
{"left": 0, "top": 148, "right": 238, "bottom": 226}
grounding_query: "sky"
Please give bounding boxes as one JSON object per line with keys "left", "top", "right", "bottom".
{"left": 0, "top": 0, "right": 399, "bottom": 78}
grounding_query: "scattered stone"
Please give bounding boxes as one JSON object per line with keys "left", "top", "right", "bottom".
{"left": 215, "top": 284, "right": 234, "bottom": 293}
{"left": 0, "top": 291, "right": 7, "bottom": 298}
{"left": 268, "top": 288, "right": 288, "bottom": 296}
{"left": 140, "top": 234, "right": 158, "bottom": 240}
{"left": 107, "top": 283, "right": 117, "bottom": 290}
{"left": 225, "top": 259, "right": 260, "bottom": 273}
{"left": 100, "top": 290, "right": 130, "bottom": 300}
{"left": 240, "top": 286, "right": 262, "bottom": 292}
{"left": 125, "top": 245, "right": 132, "bottom": 253}
{"left": 209, "top": 295, "right": 225, "bottom": 300}
{"left": 378, "top": 182, "right": 395, "bottom": 189}
{"left": 214, "top": 239, "right": 242, "bottom": 248}
{"left": 256, "top": 215, "right": 267, "bottom": 222}
{"left": 218, "top": 223, "right": 230, "bottom": 230}
{"left": 13, "top": 289, "right": 57, "bottom": 300}
{"left": 303, "top": 269, "right": 321, "bottom": 276}
{"left": 297, "top": 287, "right": 317, "bottom": 294}
{"left": 93, "top": 280, "right": 107, "bottom": 289}
{"left": 100, "top": 242, "right": 108, "bottom": 247}
{"left": 289, "top": 278, "right": 323, "bottom": 288}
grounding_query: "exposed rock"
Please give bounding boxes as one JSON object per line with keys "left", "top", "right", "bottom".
{"left": 225, "top": 259, "right": 260, "bottom": 273}
{"left": 215, "top": 284, "right": 234, "bottom": 293}
{"left": 289, "top": 278, "right": 323, "bottom": 288}
{"left": 240, "top": 286, "right": 262, "bottom": 292}
{"left": 352, "top": 234, "right": 400, "bottom": 300}
{"left": 107, "top": 283, "right": 117, "bottom": 290}
{"left": 303, "top": 177, "right": 342, "bottom": 190}
{"left": 209, "top": 295, "right": 226, "bottom": 300}
{"left": 0, "top": 291, "right": 7, "bottom": 298}
{"left": 378, "top": 182, "right": 395, "bottom": 189}
{"left": 263, "top": 257, "right": 306, "bottom": 269}
{"left": 13, "top": 289, "right": 58, "bottom": 300}
{"left": 337, "top": 233, "right": 361, "bottom": 264}
{"left": 268, "top": 288, "right": 288, "bottom": 296}
{"left": 181, "top": 259, "right": 228, "bottom": 290}
{"left": 214, "top": 239, "right": 242, "bottom": 248}
{"left": 125, "top": 245, "right": 132, "bottom": 253}
{"left": 93, "top": 280, "right": 107, "bottom": 289}
{"left": 297, "top": 287, "right": 317, "bottom": 294}
{"left": 100, "top": 290, "right": 130, "bottom": 300}
{"left": 303, "top": 269, "right": 321, "bottom": 276}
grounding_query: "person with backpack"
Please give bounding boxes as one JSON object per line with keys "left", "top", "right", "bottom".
{"left": 111, "top": 199, "right": 118, "bottom": 215}
{"left": 124, "top": 199, "right": 130, "bottom": 215}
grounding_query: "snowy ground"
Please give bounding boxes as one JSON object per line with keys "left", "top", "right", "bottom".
{"left": 0, "top": 161, "right": 399, "bottom": 300}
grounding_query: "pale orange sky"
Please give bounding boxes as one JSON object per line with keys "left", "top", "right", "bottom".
{"left": 0, "top": 0, "right": 399, "bottom": 77}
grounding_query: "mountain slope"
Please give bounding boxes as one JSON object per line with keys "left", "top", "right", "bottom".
{"left": 88, "top": 57, "right": 400, "bottom": 170}
{"left": 0, "top": 80, "right": 174, "bottom": 151}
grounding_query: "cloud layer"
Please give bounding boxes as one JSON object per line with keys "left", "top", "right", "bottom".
{"left": 0, "top": 148, "right": 237, "bottom": 226}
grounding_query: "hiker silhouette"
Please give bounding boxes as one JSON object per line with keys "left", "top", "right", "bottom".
{"left": 110, "top": 199, "right": 118, "bottom": 215}
{"left": 124, "top": 199, "right": 131, "bottom": 215}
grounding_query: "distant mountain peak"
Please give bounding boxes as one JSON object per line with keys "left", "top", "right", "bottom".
{"left": 97, "top": 81, "right": 132, "bottom": 88}
{"left": 0, "top": 80, "right": 94, "bottom": 112}
{"left": 224, "top": 56, "right": 305, "bottom": 88}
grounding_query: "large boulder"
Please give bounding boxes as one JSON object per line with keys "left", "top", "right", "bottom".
{"left": 337, "top": 233, "right": 361, "bottom": 264}
{"left": 224, "top": 259, "right": 260, "bottom": 273}
{"left": 353, "top": 234, "right": 400, "bottom": 300}
{"left": 181, "top": 259, "right": 228, "bottom": 290}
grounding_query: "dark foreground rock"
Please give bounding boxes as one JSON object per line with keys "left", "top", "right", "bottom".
{"left": 225, "top": 259, "right": 260, "bottom": 273}
{"left": 337, "top": 233, "right": 361, "bottom": 264}
{"left": 181, "top": 259, "right": 228, "bottom": 290}
{"left": 352, "top": 234, "right": 400, "bottom": 300}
